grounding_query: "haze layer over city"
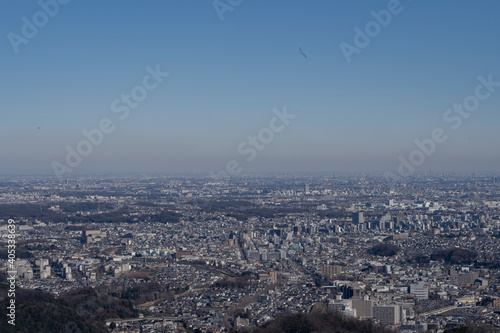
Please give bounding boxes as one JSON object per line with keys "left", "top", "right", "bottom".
{"left": 1, "top": 1, "right": 500, "bottom": 333}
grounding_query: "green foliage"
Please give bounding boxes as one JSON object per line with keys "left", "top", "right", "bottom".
{"left": 110, "top": 282, "right": 174, "bottom": 304}
{"left": 250, "top": 310, "right": 393, "bottom": 333}
{"left": 0, "top": 283, "right": 107, "bottom": 333}
{"left": 409, "top": 254, "right": 431, "bottom": 265}
{"left": 0, "top": 279, "right": 177, "bottom": 333}
{"left": 214, "top": 277, "right": 251, "bottom": 289}
{"left": 369, "top": 243, "right": 400, "bottom": 257}
{"left": 59, "top": 202, "right": 114, "bottom": 213}
{"left": 444, "top": 325, "right": 500, "bottom": 333}
{"left": 0, "top": 247, "right": 33, "bottom": 259}
{"left": 0, "top": 204, "right": 65, "bottom": 222}
{"left": 314, "top": 278, "right": 325, "bottom": 287}
{"left": 431, "top": 248, "right": 477, "bottom": 264}
{"left": 61, "top": 287, "right": 139, "bottom": 320}
{"left": 0, "top": 203, "right": 181, "bottom": 224}
{"left": 316, "top": 210, "right": 350, "bottom": 219}
{"left": 150, "top": 210, "right": 181, "bottom": 223}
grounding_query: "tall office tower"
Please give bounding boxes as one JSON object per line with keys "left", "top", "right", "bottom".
{"left": 352, "top": 212, "right": 364, "bottom": 224}
{"left": 305, "top": 184, "right": 310, "bottom": 194}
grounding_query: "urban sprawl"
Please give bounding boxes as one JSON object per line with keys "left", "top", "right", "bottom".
{"left": 1, "top": 173, "right": 500, "bottom": 332}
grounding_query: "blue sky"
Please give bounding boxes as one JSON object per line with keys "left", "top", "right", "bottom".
{"left": 1, "top": 0, "right": 499, "bottom": 176}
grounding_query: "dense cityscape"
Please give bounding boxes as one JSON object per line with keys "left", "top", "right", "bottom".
{"left": 1, "top": 173, "right": 500, "bottom": 332}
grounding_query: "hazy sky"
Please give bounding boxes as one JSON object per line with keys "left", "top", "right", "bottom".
{"left": 1, "top": 0, "right": 500, "bottom": 176}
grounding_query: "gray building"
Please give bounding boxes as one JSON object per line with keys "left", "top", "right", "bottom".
{"left": 409, "top": 284, "right": 429, "bottom": 300}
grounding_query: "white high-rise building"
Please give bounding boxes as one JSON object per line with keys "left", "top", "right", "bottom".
{"left": 409, "top": 284, "right": 429, "bottom": 300}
